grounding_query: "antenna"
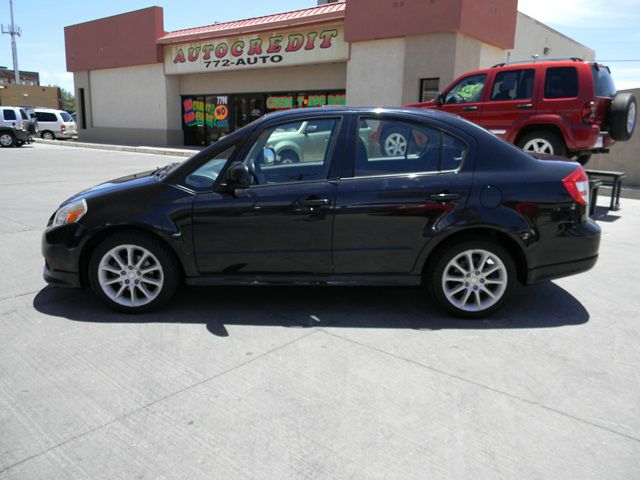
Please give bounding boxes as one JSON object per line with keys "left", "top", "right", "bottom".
{"left": 1, "top": 0, "right": 22, "bottom": 85}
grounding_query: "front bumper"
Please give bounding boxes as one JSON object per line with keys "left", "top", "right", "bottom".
{"left": 42, "top": 223, "right": 85, "bottom": 288}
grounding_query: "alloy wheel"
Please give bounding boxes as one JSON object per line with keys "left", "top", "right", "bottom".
{"left": 628, "top": 101, "right": 637, "bottom": 135}
{"left": 384, "top": 133, "right": 408, "bottom": 156}
{"left": 0, "top": 133, "right": 13, "bottom": 147}
{"left": 522, "top": 138, "right": 554, "bottom": 154}
{"left": 97, "top": 244, "right": 164, "bottom": 307}
{"left": 441, "top": 249, "right": 508, "bottom": 312}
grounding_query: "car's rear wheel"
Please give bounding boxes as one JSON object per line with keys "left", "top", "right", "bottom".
{"left": 88, "top": 232, "right": 180, "bottom": 313}
{"left": 278, "top": 149, "right": 300, "bottom": 164}
{"left": 518, "top": 130, "right": 566, "bottom": 157}
{"left": 0, "top": 132, "right": 16, "bottom": 147}
{"left": 427, "top": 239, "right": 516, "bottom": 318}
{"left": 41, "top": 131, "right": 55, "bottom": 140}
{"left": 609, "top": 92, "right": 637, "bottom": 141}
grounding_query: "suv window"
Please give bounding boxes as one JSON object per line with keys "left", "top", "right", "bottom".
{"left": 36, "top": 112, "right": 58, "bottom": 122}
{"left": 591, "top": 65, "right": 616, "bottom": 97}
{"left": 244, "top": 118, "right": 340, "bottom": 185}
{"left": 19, "top": 109, "right": 29, "bottom": 120}
{"left": 356, "top": 118, "right": 466, "bottom": 177}
{"left": 60, "top": 112, "right": 73, "bottom": 122}
{"left": 544, "top": 67, "right": 578, "bottom": 99}
{"left": 490, "top": 69, "right": 534, "bottom": 101}
{"left": 444, "top": 74, "right": 487, "bottom": 104}
{"left": 3, "top": 109, "right": 17, "bottom": 121}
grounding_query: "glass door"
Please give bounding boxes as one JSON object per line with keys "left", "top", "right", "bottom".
{"left": 235, "top": 94, "right": 265, "bottom": 129}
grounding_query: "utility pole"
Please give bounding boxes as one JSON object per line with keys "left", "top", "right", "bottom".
{"left": 2, "top": 0, "right": 22, "bottom": 84}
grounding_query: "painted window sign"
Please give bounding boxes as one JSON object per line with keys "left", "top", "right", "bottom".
{"left": 165, "top": 25, "right": 348, "bottom": 75}
{"left": 204, "top": 96, "right": 230, "bottom": 128}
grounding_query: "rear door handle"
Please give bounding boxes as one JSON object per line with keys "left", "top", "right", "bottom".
{"left": 517, "top": 103, "right": 533, "bottom": 109}
{"left": 463, "top": 106, "right": 479, "bottom": 112}
{"left": 429, "top": 192, "right": 462, "bottom": 202}
{"left": 300, "top": 198, "right": 330, "bottom": 207}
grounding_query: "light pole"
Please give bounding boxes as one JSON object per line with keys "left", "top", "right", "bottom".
{"left": 1, "top": 0, "right": 22, "bottom": 84}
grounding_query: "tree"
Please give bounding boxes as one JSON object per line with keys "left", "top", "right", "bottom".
{"left": 58, "top": 87, "right": 75, "bottom": 113}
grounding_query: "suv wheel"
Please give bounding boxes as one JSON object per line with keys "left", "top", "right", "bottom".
{"left": 609, "top": 93, "right": 637, "bottom": 141}
{"left": 41, "top": 131, "right": 55, "bottom": 140}
{"left": 426, "top": 239, "right": 516, "bottom": 318}
{"left": 518, "top": 130, "right": 566, "bottom": 156}
{"left": 88, "top": 232, "right": 180, "bottom": 313}
{"left": 0, "top": 132, "right": 16, "bottom": 148}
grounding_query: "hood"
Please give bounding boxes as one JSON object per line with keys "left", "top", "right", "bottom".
{"left": 61, "top": 169, "right": 157, "bottom": 206}
{"left": 403, "top": 99, "right": 438, "bottom": 109}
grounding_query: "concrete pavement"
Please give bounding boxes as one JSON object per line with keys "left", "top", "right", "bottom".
{"left": 1, "top": 143, "right": 639, "bottom": 479}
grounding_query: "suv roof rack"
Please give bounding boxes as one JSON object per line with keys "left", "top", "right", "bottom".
{"left": 491, "top": 57, "right": 584, "bottom": 68}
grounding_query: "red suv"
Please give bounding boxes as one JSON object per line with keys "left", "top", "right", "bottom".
{"left": 406, "top": 58, "right": 636, "bottom": 164}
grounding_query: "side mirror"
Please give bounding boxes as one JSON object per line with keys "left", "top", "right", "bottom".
{"left": 226, "top": 163, "right": 252, "bottom": 189}
{"left": 262, "top": 147, "right": 276, "bottom": 166}
{"left": 436, "top": 93, "right": 445, "bottom": 106}
{"left": 304, "top": 124, "right": 318, "bottom": 134}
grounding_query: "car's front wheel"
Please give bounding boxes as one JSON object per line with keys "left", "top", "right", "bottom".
{"left": 88, "top": 232, "right": 180, "bottom": 313}
{"left": 427, "top": 239, "right": 516, "bottom": 318}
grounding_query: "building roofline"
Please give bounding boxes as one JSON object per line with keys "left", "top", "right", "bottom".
{"left": 157, "top": 3, "right": 346, "bottom": 45}
{"left": 516, "top": 11, "right": 594, "bottom": 54}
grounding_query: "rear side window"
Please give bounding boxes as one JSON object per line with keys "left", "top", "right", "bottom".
{"left": 354, "top": 118, "right": 466, "bottom": 177}
{"left": 491, "top": 69, "right": 534, "bottom": 101}
{"left": 3, "top": 109, "right": 17, "bottom": 121}
{"left": 591, "top": 65, "right": 616, "bottom": 97}
{"left": 544, "top": 67, "right": 578, "bottom": 99}
{"left": 36, "top": 112, "right": 58, "bottom": 122}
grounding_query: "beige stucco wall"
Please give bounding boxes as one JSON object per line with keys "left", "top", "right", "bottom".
{"left": 180, "top": 63, "right": 347, "bottom": 96}
{"left": 510, "top": 12, "right": 595, "bottom": 63}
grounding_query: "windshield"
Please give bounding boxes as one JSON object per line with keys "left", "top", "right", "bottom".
{"left": 60, "top": 111, "right": 73, "bottom": 122}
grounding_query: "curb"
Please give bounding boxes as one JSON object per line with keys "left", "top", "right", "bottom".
{"left": 33, "top": 138, "right": 200, "bottom": 158}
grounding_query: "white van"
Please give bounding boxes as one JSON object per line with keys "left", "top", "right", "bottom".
{"left": 34, "top": 108, "right": 77, "bottom": 140}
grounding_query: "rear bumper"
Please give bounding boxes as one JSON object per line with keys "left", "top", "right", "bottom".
{"left": 527, "top": 254, "right": 598, "bottom": 284}
{"left": 14, "top": 129, "right": 30, "bottom": 142}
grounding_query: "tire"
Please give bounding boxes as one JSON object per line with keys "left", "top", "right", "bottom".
{"left": 0, "top": 132, "right": 16, "bottom": 148}
{"left": 381, "top": 128, "right": 410, "bottom": 156}
{"left": 278, "top": 149, "right": 300, "bottom": 164}
{"left": 609, "top": 92, "right": 636, "bottom": 141}
{"left": 16, "top": 141, "right": 24, "bottom": 147}
{"left": 517, "top": 130, "right": 566, "bottom": 157}
{"left": 41, "top": 131, "right": 55, "bottom": 140}
{"left": 88, "top": 231, "right": 180, "bottom": 313}
{"left": 576, "top": 154, "right": 592, "bottom": 166}
{"left": 426, "top": 238, "right": 517, "bottom": 319}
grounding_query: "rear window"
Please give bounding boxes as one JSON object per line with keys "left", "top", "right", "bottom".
{"left": 3, "top": 109, "right": 16, "bottom": 121}
{"left": 544, "top": 67, "right": 578, "bottom": 99}
{"left": 19, "top": 109, "right": 29, "bottom": 120}
{"left": 36, "top": 111, "right": 58, "bottom": 122}
{"left": 591, "top": 65, "right": 616, "bottom": 97}
{"left": 60, "top": 112, "right": 73, "bottom": 122}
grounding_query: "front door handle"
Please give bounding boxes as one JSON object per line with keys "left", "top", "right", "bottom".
{"left": 299, "top": 198, "right": 330, "bottom": 207}
{"left": 463, "top": 105, "right": 479, "bottom": 112}
{"left": 517, "top": 103, "right": 533, "bottom": 109}
{"left": 429, "top": 192, "right": 462, "bottom": 202}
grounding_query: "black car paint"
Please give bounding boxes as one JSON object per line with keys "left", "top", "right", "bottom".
{"left": 42, "top": 107, "right": 600, "bottom": 290}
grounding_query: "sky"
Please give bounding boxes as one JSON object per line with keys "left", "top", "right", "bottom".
{"left": 0, "top": 0, "right": 638, "bottom": 92}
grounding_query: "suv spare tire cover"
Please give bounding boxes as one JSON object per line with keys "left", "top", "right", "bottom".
{"left": 609, "top": 92, "right": 637, "bottom": 141}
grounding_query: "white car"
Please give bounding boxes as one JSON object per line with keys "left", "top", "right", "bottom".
{"left": 34, "top": 108, "right": 77, "bottom": 140}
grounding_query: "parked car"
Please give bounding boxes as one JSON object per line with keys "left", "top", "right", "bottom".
{"left": 406, "top": 58, "right": 637, "bottom": 164}
{"left": 42, "top": 107, "right": 600, "bottom": 318}
{"left": 0, "top": 106, "right": 31, "bottom": 147}
{"left": 34, "top": 108, "right": 77, "bottom": 140}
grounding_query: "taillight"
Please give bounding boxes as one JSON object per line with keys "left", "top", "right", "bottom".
{"left": 61, "top": 125, "right": 66, "bottom": 133}
{"left": 582, "top": 100, "right": 597, "bottom": 124}
{"left": 563, "top": 167, "right": 589, "bottom": 205}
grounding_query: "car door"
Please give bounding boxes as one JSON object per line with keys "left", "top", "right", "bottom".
{"left": 481, "top": 68, "right": 537, "bottom": 139}
{"left": 191, "top": 116, "right": 345, "bottom": 274}
{"left": 333, "top": 115, "right": 473, "bottom": 275}
{"left": 439, "top": 73, "right": 488, "bottom": 124}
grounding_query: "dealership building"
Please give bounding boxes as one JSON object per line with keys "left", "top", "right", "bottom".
{"left": 64, "top": 0, "right": 594, "bottom": 147}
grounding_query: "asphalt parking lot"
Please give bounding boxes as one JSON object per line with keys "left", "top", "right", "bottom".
{"left": 1, "top": 143, "right": 639, "bottom": 479}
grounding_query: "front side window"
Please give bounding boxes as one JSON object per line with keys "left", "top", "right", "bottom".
{"left": 185, "top": 144, "right": 238, "bottom": 190}
{"left": 3, "top": 109, "right": 16, "bottom": 121}
{"left": 490, "top": 69, "right": 534, "bottom": 101}
{"left": 243, "top": 118, "right": 340, "bottom": 185}
{"left": 355, "top": 118, "right": 466, "bottom": 177}
{"left": 545, "top": 67, "right": 578, "bottom": 99}
{"left": 444, "top": 74, "right": 487, "bottom": 104}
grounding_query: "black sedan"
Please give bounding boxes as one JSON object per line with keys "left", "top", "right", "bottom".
{"left": 42, "top": 107, "right": 600, "bottom": 318}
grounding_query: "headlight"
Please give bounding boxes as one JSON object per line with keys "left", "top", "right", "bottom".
{"left": 50, "top": 199, "right": 87, "bottom": 229}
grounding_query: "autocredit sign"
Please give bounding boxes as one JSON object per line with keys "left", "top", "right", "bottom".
{"left": 164, "top": 25, "right": 348, "bottom": 75}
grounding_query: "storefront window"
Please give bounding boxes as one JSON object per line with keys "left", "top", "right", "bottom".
{"left": 181, "top": 90, "right": 346, "bottom": 146}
